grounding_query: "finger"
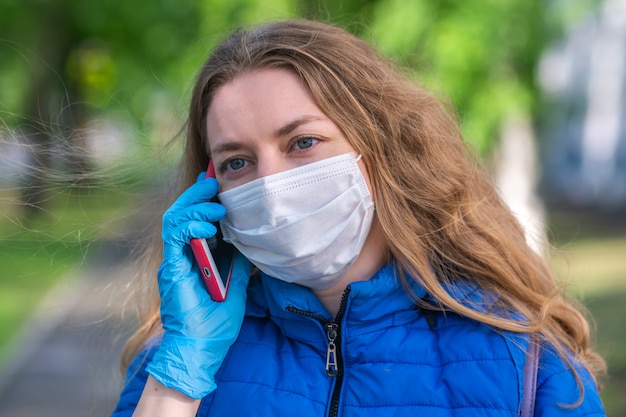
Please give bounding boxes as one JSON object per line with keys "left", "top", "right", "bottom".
{"left": 196, "top": 171, "right": 207, "bottom": 182}
{"left": 163, "top": 221, "right": 219, "bottom": 249}
{"left": 163, "top": 202, "right": 226, "bottom": 231}
{"left": 168, "top": 177, "right": 219, "bottom": 213}
{"left": 158, "top": 245, "right": 194, "bottom": 278}
{"left": 158, "top": 264, "right": 207, "bottom": 315}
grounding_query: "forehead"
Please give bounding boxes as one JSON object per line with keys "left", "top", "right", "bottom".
{"left": 205, "top": 68, "right": 328, "bottom": 143}
{"left": 209, "top": 68, "right": 319, "bottom": 114}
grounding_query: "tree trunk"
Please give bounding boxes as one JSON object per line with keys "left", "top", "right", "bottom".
{"left": 19, "top": 4, "right": 89, "bottom": 219}
{"left": 494, "top": 116, "right": 547, "bottom": 256}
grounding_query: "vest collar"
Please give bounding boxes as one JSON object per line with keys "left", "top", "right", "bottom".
{"left": 246, "top": 262, "right": 428, "bottom": 337}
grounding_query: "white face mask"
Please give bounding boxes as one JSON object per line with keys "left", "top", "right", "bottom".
{"left": 218, "top": 153, "right": 375, "bottom": 290}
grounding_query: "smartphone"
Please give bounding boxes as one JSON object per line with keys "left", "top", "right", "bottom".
{"left": 189, "top": 161, "right": 236, "bottom": 302}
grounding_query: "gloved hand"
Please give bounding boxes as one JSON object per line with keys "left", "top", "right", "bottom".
{"left": 146, "top": 174, "right": 252, "bottom": 399}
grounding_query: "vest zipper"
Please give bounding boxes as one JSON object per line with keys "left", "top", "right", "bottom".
{"left": 325, "top": 322, "right": 339, "bottom": 376}
{"left": 285, "top": 287, "right": 352, "bottom": 417}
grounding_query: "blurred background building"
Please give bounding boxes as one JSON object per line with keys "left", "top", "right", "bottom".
{"left": 539, "top": 0, "right": 626, "bottom": 212}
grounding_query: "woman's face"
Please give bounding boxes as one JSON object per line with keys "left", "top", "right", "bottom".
{"left": 205, "top": 67, "right": 368, "bottom": 192}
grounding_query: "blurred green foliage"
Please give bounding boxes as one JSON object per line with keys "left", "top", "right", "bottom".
{"left": 0, "top": 0, "right": 570, "bottom": 155}
{"left": 0, "top": 179, "right": 142, "bottom": 352}
{"left": 366, "top": 0, "right": 544, "bottom": 154}
{"left": 0, "top": 0, "right": 603, "bottom": 162}
{"left": 586, "top": 289, "right": 626, "bottom": 414}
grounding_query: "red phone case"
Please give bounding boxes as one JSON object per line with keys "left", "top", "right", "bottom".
{"left": 189, "top": 161, "right": 234, "bottom": 302}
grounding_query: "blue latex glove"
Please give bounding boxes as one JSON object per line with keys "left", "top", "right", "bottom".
{"left": 146, "top": 174, "right": 252, "bottom": 399}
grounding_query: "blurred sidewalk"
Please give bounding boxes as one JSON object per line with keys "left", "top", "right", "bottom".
{"left": 0, "top": 242, "right": 136, "bottom": 417}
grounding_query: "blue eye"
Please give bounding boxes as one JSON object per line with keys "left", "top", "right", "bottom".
{"left": 294, "top": 137, "right": 317, "bottom": 150}
{"left": 226, "top": 158, "right": 247, "bottom": 171}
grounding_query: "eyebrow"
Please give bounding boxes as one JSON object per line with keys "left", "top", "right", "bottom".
{"left": 210, "top": 115, "right": 327, "bottom": 157}
{"left": 210, "top": 141, "right": 246, "bottom": 158}
{"left": 275, "top": 115, "right": 326, "bottom": 137}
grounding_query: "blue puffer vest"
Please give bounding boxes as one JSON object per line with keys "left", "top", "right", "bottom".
{"left": 112, "top": 263, "right": 605, "bottom": 416}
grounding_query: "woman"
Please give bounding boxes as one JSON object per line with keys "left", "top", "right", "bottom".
{"left": 112, "top": 20, "right": 606, "bottom": 416}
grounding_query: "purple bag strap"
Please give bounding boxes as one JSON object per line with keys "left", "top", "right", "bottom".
{"left": 521, "top": 337, "right": 539, "bottom": 417}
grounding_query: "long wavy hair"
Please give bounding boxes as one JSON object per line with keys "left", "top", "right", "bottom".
{"left": 122, "top": 19, "right": 606, "bottom": 393}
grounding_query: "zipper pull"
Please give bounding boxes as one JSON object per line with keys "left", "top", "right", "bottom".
{"left": 325, "top": 322, "right": 339, "bottom": 376}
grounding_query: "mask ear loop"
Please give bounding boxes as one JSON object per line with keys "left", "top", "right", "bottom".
{"left": 353, "top": 153, "right": 375, "bottom": 208}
